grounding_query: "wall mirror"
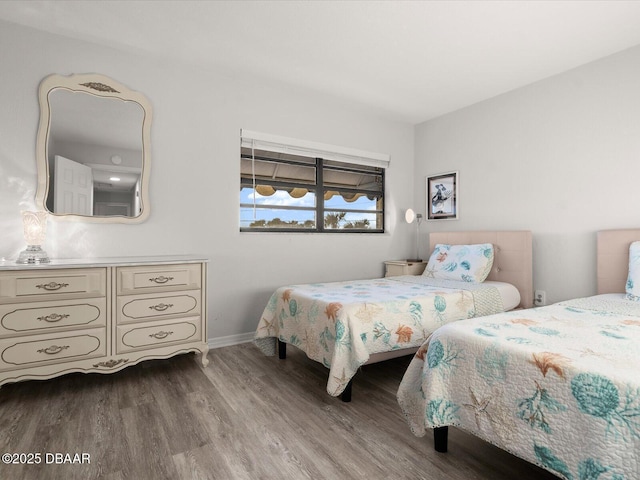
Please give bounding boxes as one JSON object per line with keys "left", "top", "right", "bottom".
{"left": 35, "top": 73, "right": 152, "bottom": 223}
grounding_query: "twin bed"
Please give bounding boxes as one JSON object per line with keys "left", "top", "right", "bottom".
{"left": 254, "top": 230, "right": 533, "bottom": 401}
{"left": 397, "top": 229, "right": 640, "bottom": 479}
{"left": 254, "top": 228, "right": 639, "bottom": 478}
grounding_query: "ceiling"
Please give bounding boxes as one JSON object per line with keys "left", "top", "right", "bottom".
{"left": 3, "top": 1, "right": 640, "bottom": 124}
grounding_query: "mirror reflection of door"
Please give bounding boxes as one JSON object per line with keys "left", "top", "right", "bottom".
{"left": 46, "top": 88, "right": 144, "bottom": 218}
{"left": 53, "top": 155, "right": 94, "bottom": 215}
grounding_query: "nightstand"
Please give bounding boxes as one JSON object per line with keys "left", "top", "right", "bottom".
{"left": 384, "top": 260, "right": 428, "bottom": 277}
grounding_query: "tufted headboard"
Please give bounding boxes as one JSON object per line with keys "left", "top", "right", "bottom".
{"left": 596, "top": 229, "right": 640, "bottom": 294}
{"left": 429, "top": 231, "right": 533, "bottom": 308}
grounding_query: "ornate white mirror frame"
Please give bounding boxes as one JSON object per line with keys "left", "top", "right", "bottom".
{"left": 35, "top": 73, "right": 152, "bottom": 223}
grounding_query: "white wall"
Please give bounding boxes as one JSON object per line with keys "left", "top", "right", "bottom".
{"left": 415, "top": 44, "right": 640, "bottom": 304}
{"left": 0, "top": 21, "right": 415, "bottom": 343}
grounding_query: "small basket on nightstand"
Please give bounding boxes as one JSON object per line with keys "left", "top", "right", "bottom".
{"left": 384, "top": 260, "right": 428, "bottom": 277}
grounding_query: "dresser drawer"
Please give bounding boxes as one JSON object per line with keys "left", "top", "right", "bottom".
{"left": 116, "top": 264, "right": 201, "bottom": 294}
{"left": 0, "top": 298, "right": 106, "bottom": 337}
{"left": 116, "top": 317, "right": 201, "bottom": 354}
{"left": 117, "top": 290, "right": 200, "bottom": 324}
{"left": 0, "top": 268, "right": 106, "bottom": 303}
{"left": 0, "top": 328, "right": 106, "bottom": 370}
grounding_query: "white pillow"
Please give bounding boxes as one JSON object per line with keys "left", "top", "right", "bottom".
{"left": 626, "top": 241, "right": 640, "bottom": 301}
{"left": 424, "top": 243, "right": 494, "bottom": 283}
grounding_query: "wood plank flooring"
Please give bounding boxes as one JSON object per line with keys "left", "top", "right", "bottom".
{"left": 0, "top": 343, "right": 558, "bottom": 480}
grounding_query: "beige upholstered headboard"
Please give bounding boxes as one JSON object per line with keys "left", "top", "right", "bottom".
{"left": 429, "top": 231, "right": 533, "bottom": 308}
{"left": 597, "top": 229, "right": 640, "bottom": 294}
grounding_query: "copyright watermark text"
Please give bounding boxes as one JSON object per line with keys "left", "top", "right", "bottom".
{"left": 2, "top": 452, "right": 91, "bottom": 465}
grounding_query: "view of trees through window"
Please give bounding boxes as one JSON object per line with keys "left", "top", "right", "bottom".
{"left": 248, "top": 212, "right": 371, "bottom": 230}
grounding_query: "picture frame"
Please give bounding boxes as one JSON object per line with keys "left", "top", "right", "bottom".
{"left": 426, "top": 171, "right": 458, "bottom": 220}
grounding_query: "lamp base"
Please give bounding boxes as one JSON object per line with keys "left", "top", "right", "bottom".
{"left": 16, "top": 245, "right": 50, "bottom": 264}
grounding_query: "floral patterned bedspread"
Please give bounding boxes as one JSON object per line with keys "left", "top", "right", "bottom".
{"left": 397, "top": 294, "right": 640, "bottom": 480}
{"left": 254, "top": 275, "right": 504, "bottom": 396}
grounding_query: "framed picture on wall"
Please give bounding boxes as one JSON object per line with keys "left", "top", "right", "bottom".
{"left": 426, "top": 171, "right": 458, "bottom": 220}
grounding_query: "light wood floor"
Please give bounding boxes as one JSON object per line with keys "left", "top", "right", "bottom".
{"left": 0, "top": 343, "right": 558, "bottom": 480}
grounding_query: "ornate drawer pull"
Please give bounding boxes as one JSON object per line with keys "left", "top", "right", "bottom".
{"left": 149, "top": 276, "right": 173, "bottom": 284}
{"left": 149, "top": 303, "right": 173, "bottom": 312}
{"left": 149, "top": 330, "right": 173, "bottom": 340}
{"left": 37, "top": 313, "right": 70, "bottom": 323}
{"left": 36, "top": 282, "right": 69, "bottom": 291}
{"left": 93, "top": 358, "right": 129, "bottom": 369}
{"left": 37, "top": 345, "right": 70, "bottom": 355}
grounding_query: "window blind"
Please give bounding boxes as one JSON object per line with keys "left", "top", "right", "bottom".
{"left": 240, "top": 129, "right": 390, "bottom": 169}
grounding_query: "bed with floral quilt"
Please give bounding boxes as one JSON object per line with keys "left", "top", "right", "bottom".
{"left": 254, "top": 231, "right": 533, "bottom": 402}
{"left": 397, "top": 229, "right": 640, "bottom": 480}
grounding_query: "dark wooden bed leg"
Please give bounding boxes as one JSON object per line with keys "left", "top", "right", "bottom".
{"left": 434, "top": 426, "right": 448, "bottom": 453}
{"left": 341, "top": 379, "right": 353, "bottom": 403}
{"left": 278, "top": 340, "right": 286, "bottom": 359}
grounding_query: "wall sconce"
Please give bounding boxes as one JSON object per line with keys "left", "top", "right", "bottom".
{"left": 16, "top": 210, "right": 50, "bottom": 264}
{"left": 405, "top": 208, "right": 423, "bottom": 262}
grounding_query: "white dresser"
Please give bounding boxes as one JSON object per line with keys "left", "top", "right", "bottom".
{"left": 0, "top": 256, "right": 208, "bottom": 388}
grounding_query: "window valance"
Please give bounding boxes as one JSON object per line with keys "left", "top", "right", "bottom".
{"left": 240, "top": 129, "right": 390, "bottom": 169}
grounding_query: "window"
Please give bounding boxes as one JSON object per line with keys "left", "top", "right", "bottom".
{"left": 240, "top": 131, "right": 387, "bottom": 233}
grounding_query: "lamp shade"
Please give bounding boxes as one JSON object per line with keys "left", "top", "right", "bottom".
{"left": 22, "top": 210, "right": 48, "bottom": 245}
{"left": 405, "top": 208, "right": 416, "bottom": 224}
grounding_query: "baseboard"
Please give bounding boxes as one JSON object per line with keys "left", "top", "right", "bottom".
{"left": 208, "top": 332, "right": 254, "bottom": 349}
